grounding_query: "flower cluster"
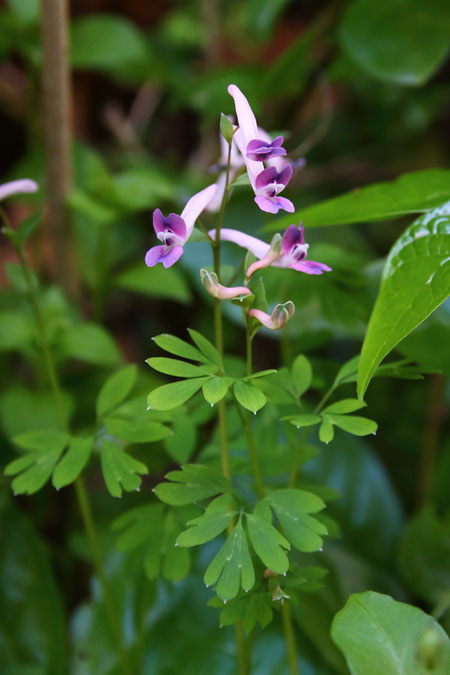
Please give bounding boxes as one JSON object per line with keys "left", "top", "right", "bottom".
{"left": 144, "top": 85, "right": 331, "bottom": 329}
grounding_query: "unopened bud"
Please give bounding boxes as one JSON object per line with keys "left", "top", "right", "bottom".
{"left": 220, "top": 113, "right": 235, "bottom": 144}
{"left": 200, "top": 268, "right": 251, "bottom": 300}
{"left": 271, "top": 301, "right": 295, "bottom": 328}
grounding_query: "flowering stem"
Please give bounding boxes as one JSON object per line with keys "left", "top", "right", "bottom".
{"left": 10, "top": 237, "right": 130, "bottom": 675}
{"left": 234, "top": 326, "right": 265, "bottom": 500}
{"left": 281, "top": 604, "right": 300, "bottom": 675}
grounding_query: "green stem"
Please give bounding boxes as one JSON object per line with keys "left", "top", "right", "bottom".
{"left": 235, "top": 621, "right": 248, "bottom": 675}
{"left": 209, "top": 140, "right": 247, "bottom": 672}
{"left": 235, "top": 403, "right": 265, "bottom": 501}
{"left": 13, "top": 242, "right": 131, "bottom": 675}
{"left": 281, "top": 604, "right": 300, "bottom": 675}
{"left": 288, "top": 429, "right": 308, "bottom": 489}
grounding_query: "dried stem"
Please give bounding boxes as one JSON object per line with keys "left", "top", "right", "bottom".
{"left": 41, "top": 0, "right": 79, "bottom": 298}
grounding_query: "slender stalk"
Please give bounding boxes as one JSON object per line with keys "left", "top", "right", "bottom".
{"left": 235, "top": 621, "right": 248, "bottom": 675}
{"left": 41, "top": 0, "right": 79, "bottom": 299}
{"left": 210, "top": 139, "right": 247, "bottom": 671}
{"left": 235, "top": 403, "right": 265, "bottom": 501}
{"left": 288, "top": 429, "right": 308, "bottom": 489}
{"left": 281, "top": 604, "right": 300, "bottom": 675}
{"left": 13, "top": 242, "right": 130, "bottom": 675}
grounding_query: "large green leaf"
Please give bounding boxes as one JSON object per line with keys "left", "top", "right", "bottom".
{"left": 339, "top": 0, "right": 450, "bottom": 86}
{"left": 264, "top": 170, "right": 450, "bottom": 231}
{"left": 52, "top": 436, "right": 93, "bottom": 489}
{"left": 357, "top": 205, "right": 450, "bottom": 398}
{"left": 331, "top": 591, "right": 450, "bottom": 674}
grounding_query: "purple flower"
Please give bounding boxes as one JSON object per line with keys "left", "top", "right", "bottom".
{"left": 254, "top": 164, "right": 293, "bottom": 215}
{"left": 145, "top": 184, "right": 217, "bottom": 268}
{"left": 209, "top": 223, "right": 332, "bottom": 277}
{"left": 246, "top": 135, "right": 287, "bottom": 162}
{"left": 228, "top": 84, "right": 294, "bottom": 214}
{"left": 0, "top": 179, "right": 38, "bottom": 202}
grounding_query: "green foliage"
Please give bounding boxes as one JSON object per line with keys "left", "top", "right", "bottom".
{"left": 204, "top": 518, "right": 255, "bottom": 601}
{"left": 96, "top": 364, "right": 137, "bottom": 418}
{"left": 71, "top": 14, "right": 152, "bottom": 82}
{"left": 100, "top": 440, "right": 148, "bottom": 497}
{"left": 265, "top": 169, "right": 450, "bottom": 231}
{"left": 61, "top": 322, "right": 122, "bottom": 366}
{"left": 147, "top": 377, "right": 210, "bottom": 411}
{"left": 358, "top": 205, "right": 450, "bottom": 397}
{"left": 291, "top": 355, "right": 313, "bottom": 397}
{"left": 115, "top": 262, "right": 192, "bottom": 304}
{"left": 52, "top": 436, "right": 93, "bottom": 489}
{"left": 153, "top": 464, "right": 228, "bottom": 506}
{"left": 339, "top": 0, "right": 450, "bottom": 85}
{"left": 0, "top": 498, "right": 66, "bottom": 674}
{"left": 398, "top": 508, "right": 450, "bottom": 606}
{"left": 246, "top": 505, "right": 290, "bottom": 575}
{"left": 233, "top": 380, "right": 267, "bottom": 413}
{"left": 5, "top": 430, "right": 69, "bottom": 494}
{"left": 112, "top": 504, "right": 191, "bottom": 582}
{"left": 202, "top": 376, "right": 233, "bottom": 406}
{"left": 266, "top": 489, "right": 327, "bottom": 553}
{"left": 331, "top": 591, "right": 450, "bottom": 674}
{"left": 164, "top": 415, "right": 197, "bottom": 463}
{"left": 176, "top": 495, "right": 236, "bottom": 547}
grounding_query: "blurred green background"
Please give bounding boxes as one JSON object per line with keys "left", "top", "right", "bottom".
{"left": 0, "top": 0, "right": 449, "bottom": 673}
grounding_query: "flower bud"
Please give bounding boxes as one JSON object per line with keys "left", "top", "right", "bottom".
{"left": 200, "top": 269, "right": 251, "bottom": 300}
{"left": 249, "top": 301, "right": 295, "bottom": 330}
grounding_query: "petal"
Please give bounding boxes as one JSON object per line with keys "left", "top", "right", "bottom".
{"left": 165, "top": 213, "right": 187, "bottom": 239}
{"left": 275, "top": 196, "right": 295, "bottom": 213}
{"left": 255, "top": 166, "right": 277, "bottom": 190}
{"left": 248, "top": 309, "right": 276, "bottom": 330}
{"left": 181, "top": 183, "right": 217, "bottom": 237}
{"left": 0, "top": 179, "right": 38, "bottom": 201}
{"left": 152, "top": 208, "right": 165, "bottom": 234}
{"left": 228, "top": 84, "right": 258, "bottom": 146}
{"left": 291, "top": 260, "right": 332, "bottom": 275}
{"left": 272, "top": 136, "right": 284, "bottom": 147}
{"left": 281, "top": 225, "right": 302, "bottom": 255}
{"left": 162, "top": 246, "right": 184, "bottom": 268}
{"left": 208, "top": 227, "right": 270, "bottom": 259}
{"left": 145, "top": 245, "right": 166, "bottom": 267}
{"left": 254, "top": 195, "right": 280, "bottom": 214}
{"left": 234, "top": 128, "right": 262, "bottom": 190}
{"left": 278, "top": 163, "right": 293, "bottom": 186}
